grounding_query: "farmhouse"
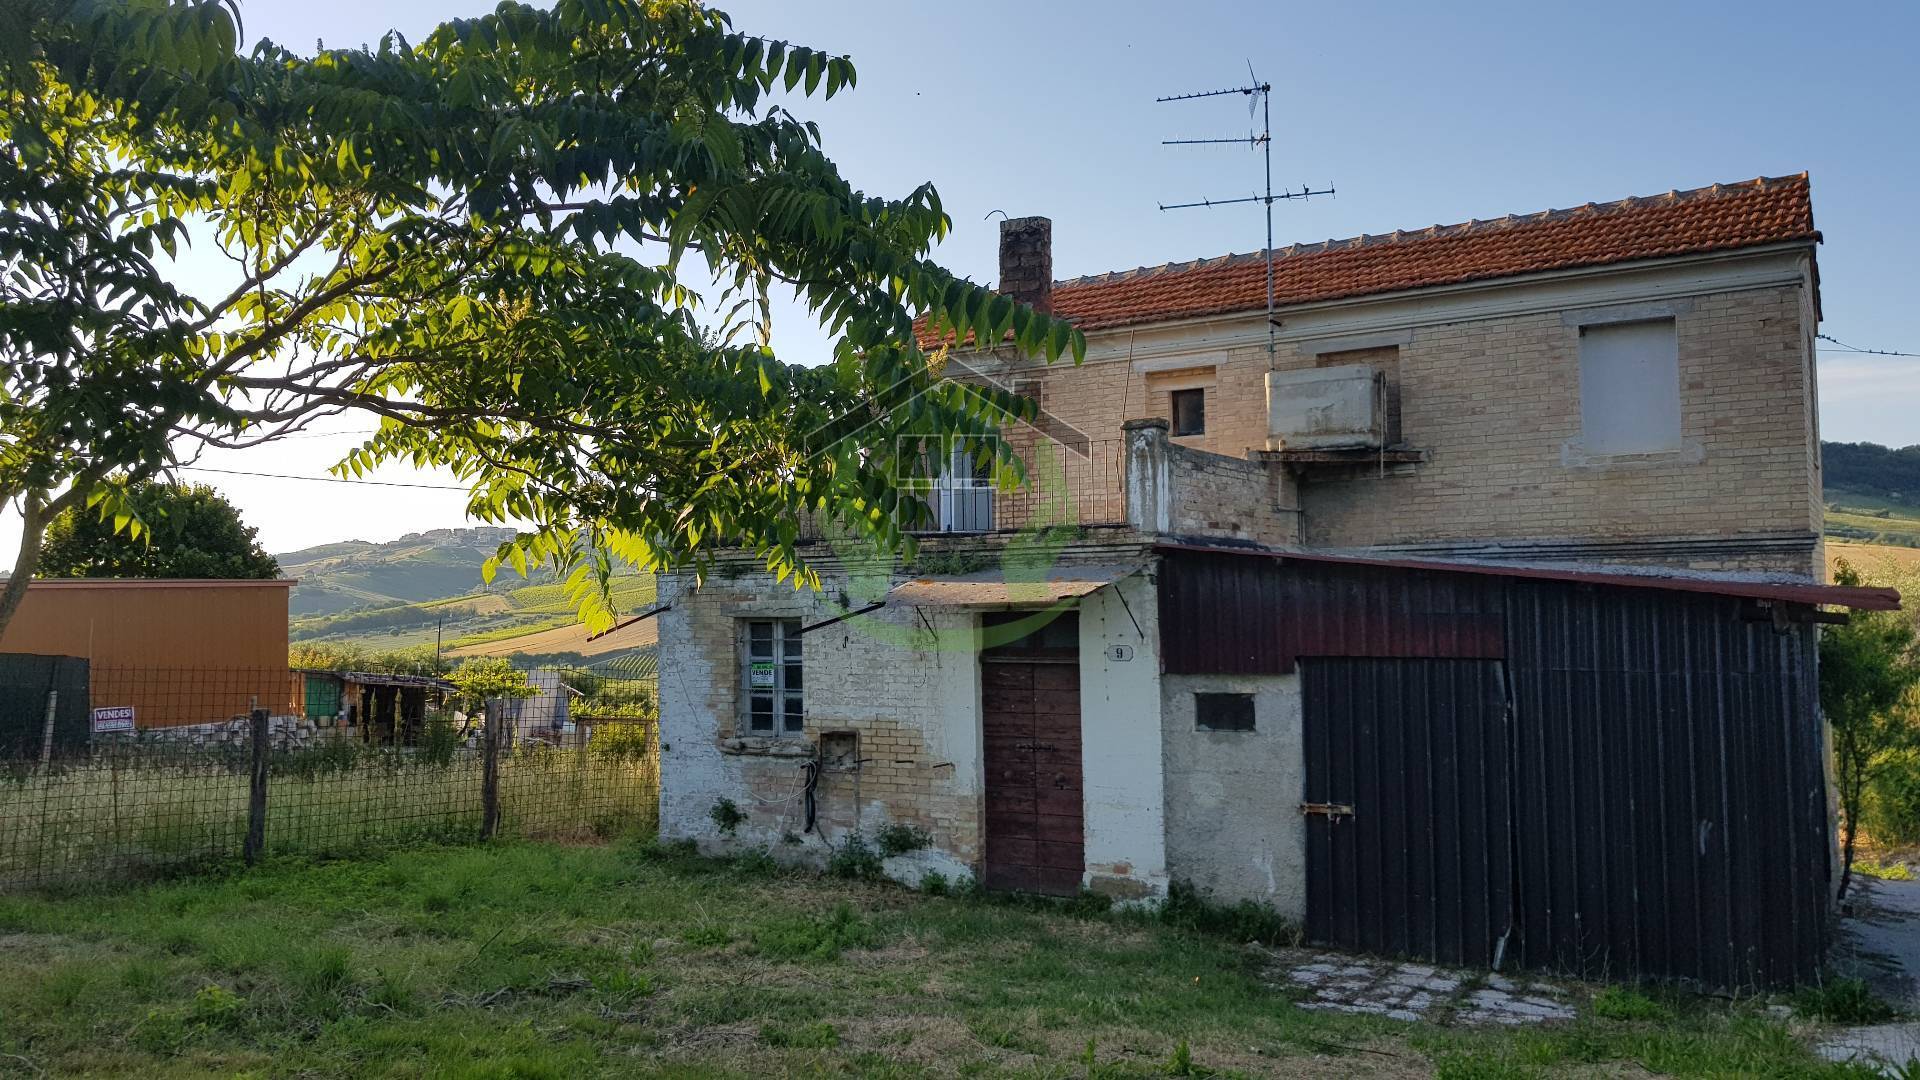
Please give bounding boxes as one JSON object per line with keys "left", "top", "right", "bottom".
{"left": 656, "top": 174, "right": 1901, "bottom": 989}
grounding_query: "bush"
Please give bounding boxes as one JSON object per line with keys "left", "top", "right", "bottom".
{"left": 875, "top": 823, "right": 930, "bottom": 857}
{"left": 1591, "top": 986, "right": 1671, "bottom": 1021}
{"left": 751, "top": 903, "right": 872, "bottom": 960}
{"left": 1794, "top": 977, "right": 1895, "bottom": 1024}
{"left": 826, "top": 833, "right": 882, "bottom": 880}
{"left": 709, "top": 799, "right": 745, "bottom": 836}
{"left": 1866, "top": 748, "right": 1920, "bottom": 845}
{"left": 1157, "top": 880, "right": 1299, "bottom": 946}
{"left": 589, "top": 721, "right": 653, "bottom": 763}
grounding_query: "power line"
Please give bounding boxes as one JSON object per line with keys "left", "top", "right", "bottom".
{"left": 1818, "top": 333, "right": 1920, "bottom": 358}
{"left": 179, "top": 465, "right": 468, "bottom": 491}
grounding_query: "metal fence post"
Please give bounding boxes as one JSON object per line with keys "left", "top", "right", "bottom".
{"left": 243, "top": 708, "right": 269, "bottom": 866}
{"left": 481, "top": 699, "right": 502, "bottom": 840}
{"left": 38, "top": 688, "right": 58, "bottom": 766}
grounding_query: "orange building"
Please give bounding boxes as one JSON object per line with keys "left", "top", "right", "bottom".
{"left": 0, "top": 579, "right": 295, "bottom": 729}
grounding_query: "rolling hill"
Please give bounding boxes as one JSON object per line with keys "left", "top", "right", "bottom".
{"left": 278, "top": 528, "right": 657, "bottom": 663}
{"left": 1824, "top": 440, "right": 1920, "bottom": 548}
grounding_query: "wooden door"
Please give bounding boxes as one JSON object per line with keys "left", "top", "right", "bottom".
{"left": 982, "top": 659, "right": 1084, "bottom": 895}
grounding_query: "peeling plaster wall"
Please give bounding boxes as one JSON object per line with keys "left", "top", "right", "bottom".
{"left": 656, "top": 567, "right": 986, "bottom": 870}
{"left": 1161, "top": 672, "right": 1307, "bottom": 920}
{"left": 1077, "top": 571, "right": 1168, "bottom": 899}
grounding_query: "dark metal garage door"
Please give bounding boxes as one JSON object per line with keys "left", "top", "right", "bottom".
{"left": 1302, "top": 657, "right": 1516, "bottom": 967}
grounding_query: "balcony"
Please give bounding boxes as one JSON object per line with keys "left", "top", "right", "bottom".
{"left": 791, "top": 421, "right": 1300, "bottom": 550}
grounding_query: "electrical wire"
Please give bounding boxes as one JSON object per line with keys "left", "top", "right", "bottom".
{"left": 1818, "top": 333, "right": 1920, "bottom": 358}
{"left": 178, "top": 466, "right": 469, "bottom": 490}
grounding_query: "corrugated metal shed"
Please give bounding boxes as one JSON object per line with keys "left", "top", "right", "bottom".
{"left": 1158, "top": 545, "right": 1843, "bottom": 989}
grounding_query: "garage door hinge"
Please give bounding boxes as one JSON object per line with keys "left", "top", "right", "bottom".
{"left": 1299, "top": 802, "right": 1354, "bottom": 819}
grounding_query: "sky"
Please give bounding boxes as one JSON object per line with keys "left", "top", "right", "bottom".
{"left": 8, "top": 0, "right": 1919, "bottom": 559}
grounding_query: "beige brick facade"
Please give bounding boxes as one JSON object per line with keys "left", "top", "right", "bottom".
{"left": 969, "top": 261, "right": 1822, "bottom": 578}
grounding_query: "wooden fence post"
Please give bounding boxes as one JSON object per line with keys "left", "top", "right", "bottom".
{"left": 243, "top": 708, "right": 269, "bottom": 866}
{"left": 481, "top": 699, "right": 502, "bottom": 840}
{"left": 37, "top": 688, "right": 58, "bottom": 766}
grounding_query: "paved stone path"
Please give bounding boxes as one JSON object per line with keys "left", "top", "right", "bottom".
{"left": 1820, "top": 875, "right": 1920, "bottom": 1074}
{"left": 1274, "top": 950, "right": 1577, "bottom": 1026}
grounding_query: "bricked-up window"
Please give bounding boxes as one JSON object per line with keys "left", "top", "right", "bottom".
{"left": 1171, "top": 388, "right": 1206, "bottom": 436}
{"left": 1194, "top": 692, "right": 1255, "bottom": 732}
{"left": 1579, "top": 319, "right": 1681, "bottom": 455}
{"left": 742, "top": 619, "right": 803, "bottom": 734}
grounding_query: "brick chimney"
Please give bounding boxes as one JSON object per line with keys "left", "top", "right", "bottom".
{"left": 997, "top": 216, "right": 1053, "bottom": 316}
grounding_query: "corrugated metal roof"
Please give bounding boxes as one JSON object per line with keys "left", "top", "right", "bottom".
{"left": 888, "top": 564, "right": 1140, "bottom": 607}
{"left": 1154, "top": 543, "right": 1900, "bottom": 611}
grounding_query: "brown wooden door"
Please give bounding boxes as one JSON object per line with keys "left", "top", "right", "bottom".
{"left": 982, "top": 659, "right": 1084, "bottom": 895}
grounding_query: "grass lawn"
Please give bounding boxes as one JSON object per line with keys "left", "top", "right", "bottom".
{"left": 0, "top": 840, "right": 1886, "bottom": 1078}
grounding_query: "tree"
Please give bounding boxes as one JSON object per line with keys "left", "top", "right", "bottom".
{"left": 0, "top": 0, "right": 1082, "bottom": 636}
{"left": 447, "top": 656, "right": 537, "bottom": 711}
{"left": 38, "top": 479, "right": 279, "bottom": 578}
{"left": 1821, "top": 560, "right": 1920, "bottom": 899}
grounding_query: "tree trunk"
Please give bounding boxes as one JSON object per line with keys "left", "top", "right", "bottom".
{"left": 1837, "top": 727, "right": 1862, "bottom": 901}
{"left": 0, "top": 491, "right": 47, "bottom": 641}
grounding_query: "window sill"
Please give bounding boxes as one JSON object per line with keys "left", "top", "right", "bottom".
{"left": 1559, "top": 440, "right": 1704, "bottom": 471}
{"left": 720, "top": 736, "right": 812, "bottom": 757}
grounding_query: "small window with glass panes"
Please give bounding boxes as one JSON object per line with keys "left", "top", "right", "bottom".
{"left": 741, "top": 618, "right": 803, "bottom": 735}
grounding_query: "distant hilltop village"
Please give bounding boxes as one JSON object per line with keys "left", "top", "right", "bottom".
{"left": 394, "top": 527, "right": 520, "bottom": 545}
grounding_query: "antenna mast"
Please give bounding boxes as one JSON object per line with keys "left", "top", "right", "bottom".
{"left": 1157, "top": 72, "right": 1333, "bottom": 367}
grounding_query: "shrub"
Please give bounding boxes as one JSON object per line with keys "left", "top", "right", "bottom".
{"left": 1865, "top": 748, "right": 1920, "bottom": 845}
{"left": 709, "top": 798, "right": 746, "bottom": 836}
{"left": 1157, "top": 880, "right": 1299, "bottom": 946}
{"left": 1591, "top": 986, "right": 1671, "bottom": 1021}
{"left": 751, "top": 903, "right": 872, "bottom": 961}
{"left": 875, "top": 823, "right": 931, "bottom": 857}
{"left": 826, "top": 833, "right": 883, "bottom": 880}
{"left": 1794, "top": 977, "right": 1895, "bottom": 1023}
{"left": 589, "top": 721, "right": 653, "bottom": 763}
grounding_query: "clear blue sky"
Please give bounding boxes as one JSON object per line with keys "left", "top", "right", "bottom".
{"left": 10, "top": 0, "right": 1920, "bottom": 556}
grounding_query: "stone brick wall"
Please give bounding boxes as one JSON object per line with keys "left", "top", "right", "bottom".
{"left": 656, "top": 563, "right": 983, "bottom": 872}
{"left": 1164, "top": 438, "right": 1299, "bottom": 547}
{"left": 973, "top": 275, "right": 1821, "bottom": 577}
{"left": 1294, "top": 284, "right": 1819, "bottom": 576}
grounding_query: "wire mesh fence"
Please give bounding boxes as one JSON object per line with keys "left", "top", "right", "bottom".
{"left": 0, "top": 663, "right": 658, "bottom": 891}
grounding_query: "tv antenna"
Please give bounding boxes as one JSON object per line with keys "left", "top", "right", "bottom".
{"left": 1157, "top": 67, "right": 1334, "bottom": 365}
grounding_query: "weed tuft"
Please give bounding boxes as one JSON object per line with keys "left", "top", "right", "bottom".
{"left": 751, "top": 903, "right": 874, "bottom": 961}
{"left": 1591, "top": 986, "right": 1672, "bottom": 1022}
{"left": 709, "top": 798, "right": 747, "bottom": 835}
{"left": 760, "top": 1020, "right": 840, "bottom": 1049}
{"left": 1157, "top": 880, "right": 1299, "bottom": 945}
{"left": 1794, "top": 977, "right": 1896, "bottom": 1023}
{"left": 827, "top": 833, "right": 884, "bottom": 880}
{"left": 875, "top": 823, "right": 931, "bottom": 857}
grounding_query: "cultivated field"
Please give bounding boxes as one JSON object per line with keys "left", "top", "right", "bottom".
{"left": 0, "top": 841, "right": 1886, "bottom": 1078}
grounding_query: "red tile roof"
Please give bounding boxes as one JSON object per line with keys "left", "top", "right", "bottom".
{"left": 920, "top": 174, "right": 1817, "bottom": 345}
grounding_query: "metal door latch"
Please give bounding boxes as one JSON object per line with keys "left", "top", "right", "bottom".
{"left": 1299, "top": 802, "right": 1354, "bottom": 819}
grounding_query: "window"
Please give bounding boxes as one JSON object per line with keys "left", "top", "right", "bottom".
{"left": 1578, "top": 319, "right": 1681, "bottom": 455}
{"left": 742, "top": 619, "right": 803, "bottom": 735}
{"left": 1171, "top": 388, "right": 1206, "bottom": 436}
{"left": 1194, "top": 692, "right": 1255, "bottom": 732}
{"left": 931, "top": 443, "right": 994, "bottom": 532}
